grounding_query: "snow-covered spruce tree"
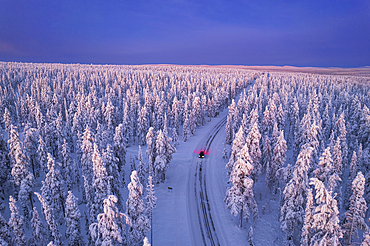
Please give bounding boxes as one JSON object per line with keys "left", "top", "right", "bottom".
{"left": 104, "top": 99, "right": 115, "bottom": 136}
{"left": 262, "top": 99, "right": 276, "bottom": 137}
{"left": 122, "top": 101, "right": 132, "bottom": 146}
{"left": 344, "top": 151, "right": 358, "bottom": 210}
{"left": 90, "top": 195, "right": 129, "bottom": 246}
{"left": 301, "top": 188, "right": 314, "bottom": 246}
{"left": 146, "top": 127, "right": 156, "bottom": 177}
{"left": 271, "top": 122, "right": 280, "bottom": 148}
{"left": 137, "top": 105, "right": 148, "bottom": 146}
{"left": 280, "top": 146, "right": 313, "bottom": 245}
{"left": 65, "top": 191, "right": 83, "bottom": 246}
{"left": 335, "top": 111, "right": 348, "bottom": 168}
{"left": 332, "top": 137, "right": 343, "bottom": 175}
{"left": 137, "top": 146, "right": 146, "bottom": 186}
{"left": 162, "top": 123, "right": 176, "bottom": 172}
{"left": 225, "top": 143, "right": 258, "bottom": 227}
{"left": 343, "top": 172, "right": 368, "bottom": 245}
{"left": 23, "top": 125, "right": 39, "bottom": 178}
{"left": 19, "top": 172, "right": 35, "bottom": 224}
{"left": 143, "top": 237, "right": 151, "bottom": 246}
{"left": 226, "top": 126, "right": 245, "bottom": 176}
{"left": 80, "top": 125, "right": 95, "bottom": 182}
{"left": 225, "top": 114, "right": 233, "bottom": 145}
{"left": 0, "top": 213, "right": 11, "bottom": 245}
{"left": 45, "top": 153, "right": 65, "bottom": 222}
{"left": 363, "top": 229, "right": 370, "bottom": 246}
{"left": 38, "top": 134, "right": 48, "bottom": 175}
{"left": 8, "top": 196, "right": 27, "bottom": 246}
{"left": 127, "top": 171, "right": 150, "bottom": 245}
{"left": 61, "top": 139, "right": 73, "bottom": 191}
{"left": 262, "top": 135, "right": 272, "bottom": 176}
{"left": 276, "top": 103, "right": 285, "bottom": 131}
{"left": 35, "top": 192, "right": 61, "bottom": 246}
{"left": 267, "top": 130, "right": 286, "bottom": 195}
{"left": 114, "top": 123, "right": 127, "bottom": 179}
{"left": 245, "top": 122, "right": 262, "bottom": 181}
{"left": 313, "top": 147, "right": 333, "bottom": 184}
{"left": 3, "top": 107, "right": 12, "bottom": 133}
{"left": 288, "top": 96, "right": 299, "bottom": 148}
{"left": 359, "top": 105, "right": 370, "bottom": 148}
{"left": 102, "top": 144, "right": 122, "bottom": 200}
{"left": 153, "top": 130, "right": 167, "bottom": 183}
{"left": 309, "top": 178, "right": 342, "bottom": 245}
{"left": 29, "top": 207, "right": 46, "bottom": 246}
{"left": 145, "top": 175, "right": 156, "bottom": 245}
{"left": 0, "top": 130, "right": 10, "bottom": 211}
{"left": 92, "top": 143, "right": 110, "bottom": 217}
{"left": 183, "top": 113, "right": 189, "bottom": 142}
{"left": 8, "top": 124, "right": 30, "bottom": 187}
{"left": 247, "top": 226, "right": 255, "bottom": 246}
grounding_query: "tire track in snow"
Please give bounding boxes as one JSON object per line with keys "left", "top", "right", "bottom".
{"left": 194, "top": 116, "right": 226, "bottom": 246}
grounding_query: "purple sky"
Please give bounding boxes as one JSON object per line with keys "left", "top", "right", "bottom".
{"left": 1, "top": 0, "right": 369, "bottom": 67}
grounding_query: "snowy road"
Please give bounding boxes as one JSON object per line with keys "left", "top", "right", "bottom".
{"left": 189, "top": 116, "right": 227, "bottom": 246}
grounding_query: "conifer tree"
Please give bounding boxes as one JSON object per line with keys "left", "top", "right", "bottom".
{"left": 19, "top": 172, "right": 35, "bottom": 224}
{"left": 137, "top": 146, "right": 146, "bottom": 186}
{"left": 343, "top": 172, "right": 368, "bottom": 245}
{"left": 137, "top": 105, "right": 148, "bottom": 146}
{"left": 23, "top": 125, "right": 39, "bottom": 178}
{"left": 45, "top": 153, "right": 65, "bottom": 221}
{"left": 344, "top": 151, "right": 358, "bottom": 210}
{"left": 0, "top": 130, "right": 10, "bottom": 211}
{"left": 301, "top": 188, "right": 314, "bottom": 246}
{"left": 262, "top": 135, "right": 272, "bottom": 175}
{"left": 34, "top": 192, "right": 61, "bottom": 246}
{"left": 114, "top": 123, "right": 127, "bottom": 177}
{"left": 154, "top": 130, "right": 167, "bottom": 183}
{"left": 127, "top": 171, "right": 150, "bottom": 245}
{"left": 146, "top": 127, "right": 156, "bottom": 177}
{"left": 143, "top": 237, "right": 151, "bottom": 246}
{"left": 335, "top": 111, "right": 348, "bottom": 167}
{"left": 80, "top": 125, "right": 94, "bottom": 182}
{"left": 280, "top": 147, "right": 313, "bottom": 245}
{"left": 183, "top": 113, "right": 189, "bottom": 142}
{"left": 0, "top": 213, "right": 11, "bottom": 245}
{"left": 90, "top": 195, "right": 129, "bottom": 246}
{"left": 38, "top": 135, "right": 48, "bottom": 175}
{"left": 65, "top": 191, "right": 83, "bottom": 246}
{"left": 8, "top": 196, "right": 26, "bottom": 246}
{"left": 309, "top": 178, "right": 342, "bottom": 245}
{"left": 332, "top": 137, "right": 343, "bottom": 175}
{"left": 313, "top": 147, "right": 333, "bottom": 184}
{"left": 29, "top": 207, "right": 46, "bottom": 246}
{"left": 3, "top": 107, "right": 12, "bottom": 133}
{"left": 225, "top": 144, "right": 258, "bottom": 227}
{"left": 145, "top": 175, "right": 156, "bottom": 245}
{"left": 92, "top": 143, "right": 109, "bottom": 216}
{"left": 226, "top": 126, "right": 245, "bottom": 175}
{"left": 245, "top": 122, "right": 262, "bottom": 181}
{"left": 102, "top": 144, "right": 121, "bottom": 200}
{"left": 61, "top": 139, "right": 73, "bottom": 191}
{"left": 8, "top": 124, "right": 30, "bottom": 186}
{"left": 267, "top": 131, "right": 287, "bottom": 194}
{"left": 225, "top": 114, "right": 233, "bottom": 145}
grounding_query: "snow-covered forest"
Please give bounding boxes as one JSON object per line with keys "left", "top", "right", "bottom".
{"left": 0, "top": 61, "right": 256, "bottom": 245}
{"left": 0, "top": 61, "right": 370, "bottom": 245}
